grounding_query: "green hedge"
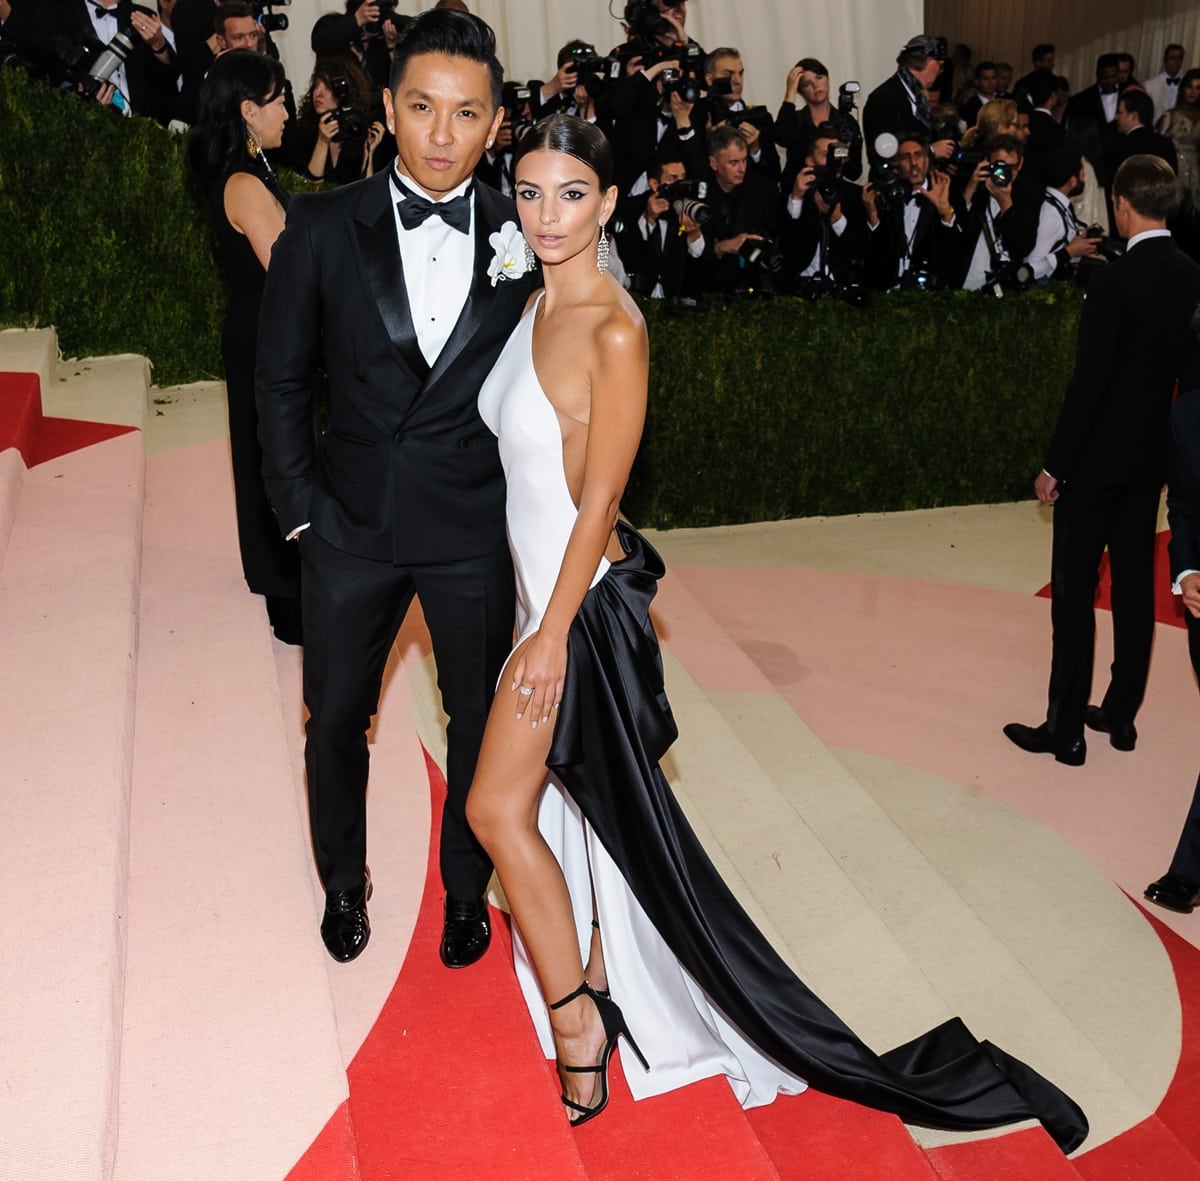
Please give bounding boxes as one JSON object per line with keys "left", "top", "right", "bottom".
{"left": 1, "top": 66, "right": 1081, "bottom": 526}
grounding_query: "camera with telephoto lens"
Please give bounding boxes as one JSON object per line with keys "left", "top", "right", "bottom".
{"left": 623, "top": 0, "right": 673, "bottom": 43}
{"left": 658, "top": 179, "right": 711, "bottom": 225}
{"left": 739, "top": 234, "right": 784, "bottom": 273}
{"left": 930, "top": 112, "right": 964, "bottom": 172}
{"left": 900, "top": 261, "right": 937, "bottom": 291}
{"left": 1084, "top": 223, "right": 1125, "bottom": 261}
{"left": 330, "top": 75, "right": 366, "bottom": 142}
{"left": 502, "top": 81, "right": 537, "bottom": 140}
{"left": 248, "top": 0, "right": 290, "bottom": 34}
{"left": 983, "top": 159, "right": 1013, "bottom": 187}
{"left": 564, "top": 43, "right": 623, "bottom": 99}
{"left": 870, "top": 134, "right": 911, "bottom": 214}
{"left": 660, "top": 66, "right": 703, "bottom": 104}
{"left": 62, "top": 21, "right": 141, "bottom": 104}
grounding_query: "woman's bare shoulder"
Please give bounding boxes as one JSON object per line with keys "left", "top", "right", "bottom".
{"left": 593, "top": 282, "right": 647, "bottom": 358}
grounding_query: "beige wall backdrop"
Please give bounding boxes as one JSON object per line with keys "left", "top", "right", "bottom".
{"left": 923, "top": 0, "right": 1200, "bottom": 93}
{"left": 265, "top": 1, "right": 920, "bottom": 115}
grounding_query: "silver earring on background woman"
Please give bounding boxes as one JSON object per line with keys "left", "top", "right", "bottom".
{"left": 597, "top": 225, "right": 609, "bottom": 274}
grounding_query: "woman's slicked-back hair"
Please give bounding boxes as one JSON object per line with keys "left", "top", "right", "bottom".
{"left": 512, "top": 113, "right": 615, "bottom": 191}
{"left": 388, "top": 8, "right": 503, "bottom": 111}
{"left": 189, "top": 48, "right": 285, "bottom": 183}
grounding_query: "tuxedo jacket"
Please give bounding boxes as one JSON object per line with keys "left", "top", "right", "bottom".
{"left": 1043, "top": 236, "right": 1200, "bottom": 491}
{"left": 865, "top": 191, "right": 964, "bottom": 290}
{"left": 1108, "top": 125, "right": 1179, "bottom": 178}
{"left": 775, "top": 102, "right": 863, "bottom": 186}
{"left": 949, "top": 178, "right": 1040, "bottom": 287}
{"left": 1025, "top": 110, "right": 1066, "bottom": 173}
{"left": 616, "top": 206, "right": 698, "bottom": 298}
{"left": 696, "top": 170, "right": 784, "bottom": 293}
{"left": 781, "top": 178, "right": 869, "bottom": 287}
{"left": 1064, "top": 84, "right": 1121, "bottom": 184}
{"left": 255, "top": 172, "right": 537, "bottom": 565}
{"left": 863, "top": 74, "right": 931, "bottom": 169}
{"left": 54, "top": 0, "right": 179, "bottom": 124}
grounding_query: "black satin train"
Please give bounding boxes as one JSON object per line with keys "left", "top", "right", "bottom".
{"left": 545, "top": 521, "right": 1088, "bottom": 1155}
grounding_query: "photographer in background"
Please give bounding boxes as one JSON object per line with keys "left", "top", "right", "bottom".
{"left": 777, "top": 58, "right": 863, "bottom": 184}
{"left": 697, "top": 123, "right": 783, "bottom": 294}
{"left": 310, "top": 0, "right": 401, "bottom": 93}
{"left": 955, "top": 134, "right": 1039, "bottom": 291}
{"left": 535, "top": 40, "right": 614, "bottom": 139}
{"left": 782, "top": 128, "right": 869, "bottom": 292}
{"left": 294, "top": 56, "right": 385, "bottom": 184}
{"left": 863, "top": 134, "right": 962, "bottom": 290}
{"left": 1025, "top": 146, "right": 1101, "bottom": 282}
{"left": 864, "top": 35, "right": 957, "bottom": 170}
{"left": 616, "top": 153, "right": 706, "bottom": 299}
{"left": 177, "top": 1, "right": 264, "bottom": 125}
{"left": 701, "top": 46, "right": 780, "bottom": 179}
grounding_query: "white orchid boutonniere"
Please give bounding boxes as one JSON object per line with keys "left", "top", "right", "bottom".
{"left": 488, "top": 220, "right": 533, "bottom": 286}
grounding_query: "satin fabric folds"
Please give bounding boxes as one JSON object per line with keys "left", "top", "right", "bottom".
{"left": 545, "top": 521, "right": 1088, "bottom": 1155}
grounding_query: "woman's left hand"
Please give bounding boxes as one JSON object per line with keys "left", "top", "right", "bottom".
{"left": 508, "top": 629, "right": 567, "bottom": 730}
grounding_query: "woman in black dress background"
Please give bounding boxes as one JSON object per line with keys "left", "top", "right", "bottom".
{"left": 190, "top": 49, "right": 302, "bottom": 643}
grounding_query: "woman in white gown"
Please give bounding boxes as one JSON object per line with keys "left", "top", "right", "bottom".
{"left": 469, "top": 115, "right": 1087, "bottom": 1152}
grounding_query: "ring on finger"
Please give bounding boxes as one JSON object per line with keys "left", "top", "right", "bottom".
{"left": 518, "top": 685, "right": 535, "bottom": 697}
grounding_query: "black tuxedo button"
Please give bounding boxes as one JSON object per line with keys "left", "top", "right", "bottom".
{"left": 393, "top": 430, "right": 406, "bottom": 443}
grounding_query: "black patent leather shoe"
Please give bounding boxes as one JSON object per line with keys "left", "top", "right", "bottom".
{"left": 1084, "top": 705, "right": 1137, "bottom": 751}
{"left": 321, "top": 869, "right": 372, "bottom": 963}
{"left": 1144, "top": 871, "right": 1200, "bottom": 914}
{"left": 440, "top": 896, "right": 490, "bottom": 968}
{"left": 1002, "top": 721, "right": 1086, "bottom": 766}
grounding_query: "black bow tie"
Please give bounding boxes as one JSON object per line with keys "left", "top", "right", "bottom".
{"left": 93, "top": 4, "right": 121, "bottom": 18}
{"left": 1168, "top": 77, "right": 1180, "bottom": 86}
{"left": 393, "top": 176, "right": 472, "bottom": 233}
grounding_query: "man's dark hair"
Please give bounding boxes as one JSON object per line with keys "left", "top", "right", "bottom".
{"left": 897, "top": 134, "right": 931, "bottom": 159}
{"left": 1044, "top": 145, "right": 1083, "bottom": 189}
{"left": 806, "top": 125, "right": 840, "bottom": 157}
{"left": 1097, "top": 53, "right": 1121, "bottom": 73}
{"left": 215, "top": 1, "right": 254, "bottom": 36}
{"left": 1032, "top": 43, "right": 1054, "bottom": 64}
{"left": 707, "top": 123, "right": 746, "bottom": 157}
{"left": 1117, "top": 52, "right": 1135, "bottom": 71}
{"left": 1166, "top": 43, "right": 1186, "bottom": 59}
{"left": 1026, "top": 68, "right": 1057, "bottom": 107}
{"left": 1119, "top": 88, "right": 1154, "bottom": 127}
{"left": 513, "top": 112, "right": 614, "bottom": 190}
{"left": 388, "top": 8, "right": 503, "bottom": 110}
{"left": 996, "top": 61, "right": 1013, "bottom": 73}
{"left": 1113, "top": 153, "right": 1181, "bottom": 219}
{"left": 985, "top": 133, "right": 1024, "bottom": 160}
{"left": 648, "top": 151, "right": 685, "bottom": 183}
{"left": 974, "top": 60, "right": 996, "bottom": 79}
{"left": 796, "top": 56, "right": 828, "bottom": 78}
{"left": 556, "top": 39, "right": 591, "bottom": 69}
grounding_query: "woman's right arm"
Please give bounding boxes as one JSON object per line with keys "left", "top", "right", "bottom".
{"left": 223, "top": 173, "right": 286, "bottom": 270}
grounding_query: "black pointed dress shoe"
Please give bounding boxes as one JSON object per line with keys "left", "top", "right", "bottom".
{"left": 1002, "top": 721, "right": 1086, "bottom": 766}
{"left": 440, "top": 896, "right": 490, "bottom": 968}
{"left": 1084, "top": 705, "right": 1137, "bottom": 751}
{"left": 1144, "top": 871, "right": 1200, "bottom": 914}
{"left": 321, "top": 869, "right": 372, "bottom": 962}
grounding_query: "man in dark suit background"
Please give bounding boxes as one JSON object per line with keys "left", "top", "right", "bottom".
{"left": 256, "top": 10, "right": 536, "bottom": 966}
{"left": 1065, "top": 53, "right": 1124, "bottom": 229}
{"left": 863, "top": 34, "right": 957, "bottom": 171}
{"left": 1110, "top": 88, "right": 1178, "bottom": 177}
{"left": 1022, "top": 69, "right": 1066, "bottom": 186}
{"left": 1005, "top": 155, "right": 1200, "bottom": 765}
{"left": 1145, "top": 365, "right": 1200, "bottom": 914}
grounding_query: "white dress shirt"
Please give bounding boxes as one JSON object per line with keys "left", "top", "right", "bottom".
{"left": 1146, "top": 71, "right": 1183, "bottom": 121}
{"left": 963, "top": 195, "right": 1008, "bottom": 291}
{"left": 1027, "top": 187, "right": 1078, "bottom": 281}
{"left": 390, "top": 168, "right": 475, "bottom": 368}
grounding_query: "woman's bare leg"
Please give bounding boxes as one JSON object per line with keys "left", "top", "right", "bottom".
{"left": 466, "top": 678, "right": 605, "bottom": 1117}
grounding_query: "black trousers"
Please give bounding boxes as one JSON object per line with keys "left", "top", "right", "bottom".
{"left": 299, "top": 529, "right": 515, "bottom": 898}
{"left": 1045, "top": 483, "right": 1161, "bottom": 742}
{"left": 1168, "top": 611, "right": 1200, "bottom": 882}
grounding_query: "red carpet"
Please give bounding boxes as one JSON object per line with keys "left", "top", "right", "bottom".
{"left": 1036, "top": 530, "right": 1189, "bottom": 629}
{"left": 0, "top": 370, "right": 136, "bottom": 466}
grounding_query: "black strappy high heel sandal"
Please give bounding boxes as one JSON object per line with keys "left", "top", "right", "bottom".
{"left": 588, "top": 919, "right": 610, "bottom": 999}
{"left": 548, "top": 980, "right": 649, "bottom": 1127}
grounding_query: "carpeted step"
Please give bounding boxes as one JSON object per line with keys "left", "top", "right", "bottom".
{"left": 0, "top": 371, "right": 40, "bottom": 565}
{"left": 113, "top": 433, "right": 355, "bottom": 1181}
{"left": 746, "top": 1089, "right": 940, "bottom": 1180}
{"left": 0, "top": 369, "right": 145, "bottom": 1180}
{"left": 925, "top": 1126, "right": 1087, "bottom": 1179}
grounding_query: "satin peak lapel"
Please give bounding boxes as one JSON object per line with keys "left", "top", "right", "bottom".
{"left": 353, "top": 174, "right": 427, "bottom": 380}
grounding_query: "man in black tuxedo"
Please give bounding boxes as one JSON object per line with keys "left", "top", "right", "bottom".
{"left": 1145, "top": 373, "right": 1200, "bottom": 914}
{"left": 1064, "top": 53, "right": 1124, "bottom": 228}
{"left": 958, "top": 60, "right": 999, "bottom": 128}
{"left": 1004, "top": 156, "right": 1200, "bottom": 765}
{"left": 616, "top": 154, "right": 705, "bottom": 299}
{"left": 863, "top": 34, "right": 955, "bottom": 171}
{"left": 256, "top": 10, "right": 536, "bottom": 966}
{"left": 1022, "top": 69, "right": 1066, "bottom": 186}
{"left": 54, "top": 0, "right": 179, "bottom": 123}
{"left": 1110, "top": 88, "right": 1178, "bottom": 178}
{"left": 863, "top": 135, "right": 962, "bottom": 290}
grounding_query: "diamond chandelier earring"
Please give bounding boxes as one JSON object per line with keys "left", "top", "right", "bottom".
{"left": 597, "top": 225, "right": 610, "bottom": 274}
{"left": 524, "top": 236, "right": 538, "bottom": 270}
